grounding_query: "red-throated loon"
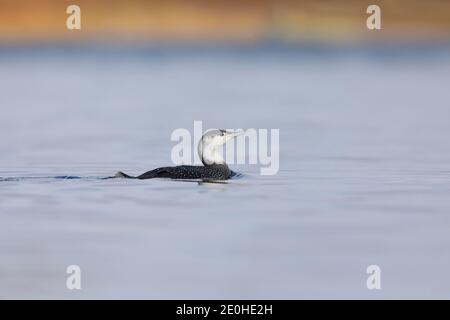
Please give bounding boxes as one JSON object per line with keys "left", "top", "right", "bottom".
{"left": 115, "top": 129, "right": 244, "bottom": 180}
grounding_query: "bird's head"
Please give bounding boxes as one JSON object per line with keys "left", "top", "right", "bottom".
{"left": 198, "top": 129, "right": 245, "bottom": 165}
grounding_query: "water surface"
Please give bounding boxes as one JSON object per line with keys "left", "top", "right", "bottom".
{"left": 1, "top": 45, "right": 450, "bottom": 298}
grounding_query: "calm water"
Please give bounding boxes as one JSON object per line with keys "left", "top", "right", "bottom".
{"left": 0, "top": 45, "right": 450, "bottom": 299}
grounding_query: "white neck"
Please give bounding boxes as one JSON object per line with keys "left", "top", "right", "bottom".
{"left": 198, "top": 140, "right": 225, "bottom": 166}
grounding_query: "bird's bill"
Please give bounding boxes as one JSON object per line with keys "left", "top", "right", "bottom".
{"left": 224, "top": 129, "right": 246, "bottom": 141}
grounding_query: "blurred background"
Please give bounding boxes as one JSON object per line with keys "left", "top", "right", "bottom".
{"left": 1, "top": 1, "right": 450, "bottom": 299}
{"left": 1, "top": 0, "right": 450, "bottom": 44}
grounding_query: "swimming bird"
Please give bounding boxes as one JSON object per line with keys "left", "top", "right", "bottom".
{"left": 116, "top": 129, "right": 245, "bottom": 180}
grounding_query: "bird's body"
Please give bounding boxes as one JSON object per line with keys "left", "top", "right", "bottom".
{"left": 118, "top": 164, "right": 232, "bottom": 180}
{"left": 116, "top": 129, "right": 244, "bottom": 181}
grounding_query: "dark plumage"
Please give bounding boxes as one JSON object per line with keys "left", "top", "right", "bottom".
{"left": 117, "top": 164, "right": 232, "bottom": 180}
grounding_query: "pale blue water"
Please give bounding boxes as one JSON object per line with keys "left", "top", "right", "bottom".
{"left": 0, "top": 45, "right": 450, "bottom": 299}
